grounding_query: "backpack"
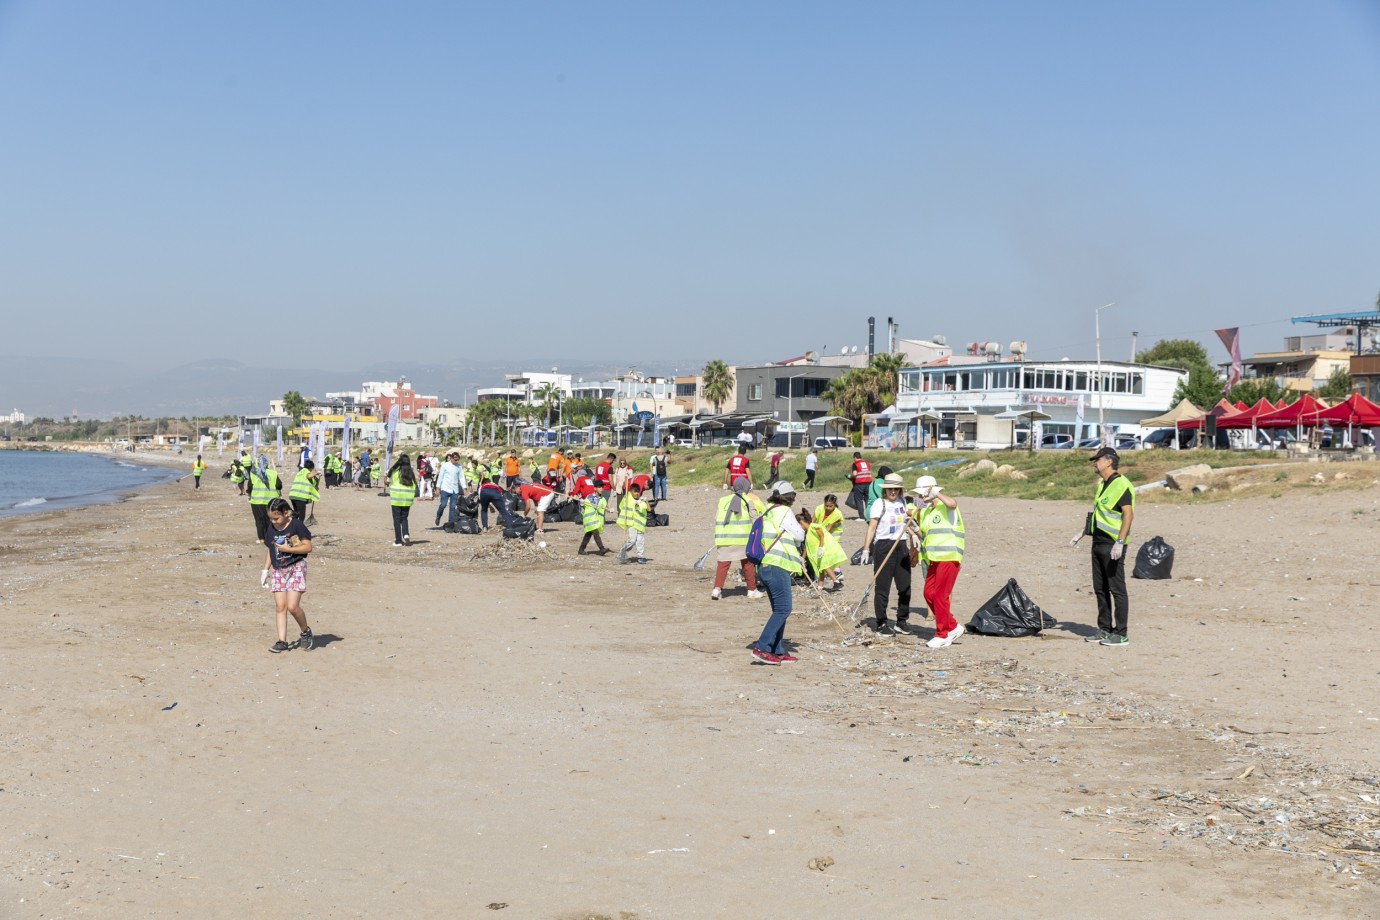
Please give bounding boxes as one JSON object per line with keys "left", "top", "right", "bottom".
{"left": 745, "top": 509, "right": 784, "bottom": 565}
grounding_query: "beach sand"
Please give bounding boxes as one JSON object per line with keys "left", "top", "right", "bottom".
{"left": 3, "top": 467, "right": 1379, "bottom": 918}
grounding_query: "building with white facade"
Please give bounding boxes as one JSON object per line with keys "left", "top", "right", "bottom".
{"left": 0, "top": 409, "right": 26, "bottom": 425}
{"left": 894, "top": 359, "right": 1187, "bottom": 449}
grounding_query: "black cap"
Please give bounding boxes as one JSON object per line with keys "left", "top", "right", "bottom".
{"left": 1088, "top": 446, "right": 1119, "bottom": 463}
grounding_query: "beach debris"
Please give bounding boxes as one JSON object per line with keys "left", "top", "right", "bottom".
{"left": 807, "top": 856, "right": 835, "bottom": 871}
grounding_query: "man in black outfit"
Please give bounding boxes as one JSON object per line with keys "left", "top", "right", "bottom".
{"left": 1072, "top": 446, "right": 1135, "bottom": 646}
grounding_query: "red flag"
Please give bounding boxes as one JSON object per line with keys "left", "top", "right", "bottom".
{"left": 1215, "top": 327, "right": 1242, "bottom": 392}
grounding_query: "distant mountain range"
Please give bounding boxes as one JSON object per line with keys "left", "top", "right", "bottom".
{"left": 0, "top": 355, "right": 696, "bottom": 419}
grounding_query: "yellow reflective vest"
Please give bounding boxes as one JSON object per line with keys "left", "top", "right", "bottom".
{"left": 248, "top": 468, "right": 280, "bottom": 506}
{"left": 917, "top": 503, "right": 965, "bottom": 564}
{"left": 290, "top": 469, "right": 320, "bottom": 503}
{"left": 758, "top": 506, "right": 803, "bottom": 575}
{"left": 715, "top": 493, "right": 764, "bottom": 547}
{"left": 618, "top": 493, "right": 647, "bottom": 532}
{"left": 389, "top": 471, "right": 416, "bottom": 507}
{"left": 1093, "top": 474, "right": 1135, "bottom": 541}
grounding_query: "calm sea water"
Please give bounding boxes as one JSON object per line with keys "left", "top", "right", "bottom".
{"left": 0, "top": 450, "right": 184, "bottom": 516}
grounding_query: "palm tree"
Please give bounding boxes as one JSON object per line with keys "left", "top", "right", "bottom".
{"left": 701, "top": 360, "right": 733, "bottom": 413}
{"left": 869, "top": 352, "right": 904, "bottom": 409}
{"left": 534, "top": 383, "right": 562, "bottom": 427}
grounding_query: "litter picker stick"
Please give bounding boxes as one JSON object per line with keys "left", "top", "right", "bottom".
{"left": 692, "top": 545, "right": 715, "bottom": 571}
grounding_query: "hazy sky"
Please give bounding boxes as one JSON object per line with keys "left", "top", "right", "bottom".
{"left": 3, "top": 1, "right": 1378, "bottom": 370}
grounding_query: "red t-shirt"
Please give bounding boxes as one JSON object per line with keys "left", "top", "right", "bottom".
{"left": 727, "top": 455, "right": 750, "bottom": 478}
{"left": 594, "top": 462, "right": 611, "bottom": 487}
{"left": 572, "top": 475, "right": 597, "bottom": 498}
{"left": 852, "top": 459, "right": 872, "bottom": 484}
{"left": 519, "top": 483, "right": 553, "bottom": 504}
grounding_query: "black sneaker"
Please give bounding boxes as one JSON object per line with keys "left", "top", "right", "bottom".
{"left": 270, "top": 640, "right": 292, "bottom": 653}
{"left": 297, "top": 629, "right": 313, "bottom": 651}
{"left": 875, "top": 622, "right": 897, "bottom": 636}
{"left": 894, "top": 620, "right": 911, "bottom": 635}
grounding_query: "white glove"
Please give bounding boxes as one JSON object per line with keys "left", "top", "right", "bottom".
{"left": 1110, "top": 542, "right": 1125, "bottom": 561}
{"left": 260, "top": 569, "right": 270, "bottom": 588}
{"left": 861, "top": 549, "right": 871, "bottom": 565}
{"left": 1070, "top": 532, "right": 1083, "bottom": 546}
{"left": 722, "top": 483, "right": 729, "bottom": 490}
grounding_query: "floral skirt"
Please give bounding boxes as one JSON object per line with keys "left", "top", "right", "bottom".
{"left": 270, "top": 561, "right": 308, "bottom": 593}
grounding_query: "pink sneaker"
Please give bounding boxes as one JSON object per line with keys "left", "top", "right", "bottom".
{"left": 777, "top": 652, "right": 799, "bottom": 663}
{"left": 751, "top": 648, "right": 782, "bottom": 665}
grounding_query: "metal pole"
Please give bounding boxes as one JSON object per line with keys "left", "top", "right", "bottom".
{"left": 1095, "top": 303, "right": 1115, "bottom": 446}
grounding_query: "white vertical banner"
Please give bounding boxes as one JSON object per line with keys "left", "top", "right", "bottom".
{"left": 276, "top": 425, "right": 284, "bottom": 464}
{"left": 198, "top": 434, "right": 207, "bottom": 456}
{"left": 252, "top": 427, "right": 261, "bottom": 459}
{"left": 1075, "top": 394, "right": 1085, "bottom": 441}
{"left": 383, "top": 404, "right": 400, "bottom": 488}
{"left": 341, "top": 415, "right": 352, "bottom": 462}
{"left": 216, "top": 430, "right": 224, "bottom": 458}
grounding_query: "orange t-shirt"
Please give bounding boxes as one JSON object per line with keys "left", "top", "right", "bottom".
{"left": 503, "top": 456, "right": 520, "bottom": 477}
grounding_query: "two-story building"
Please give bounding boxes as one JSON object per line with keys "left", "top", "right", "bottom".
{"left": 894, "top": 359, "right": 1186, "bottom": 449}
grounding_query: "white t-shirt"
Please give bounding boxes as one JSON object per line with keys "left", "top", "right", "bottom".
{"left": 805, "top": 452, "right": 817, "bottom": 471}
{"left": 869, "top": 498, "right": 908, "bottom": 542}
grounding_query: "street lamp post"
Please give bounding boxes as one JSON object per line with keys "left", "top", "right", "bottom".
{"left": 1095, "top": 302, "right": 1116, "bottom": 446}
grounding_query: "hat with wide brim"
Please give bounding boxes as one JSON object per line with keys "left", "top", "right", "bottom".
{"left": 881, "top": 473, "right": 904, "bottom": 488}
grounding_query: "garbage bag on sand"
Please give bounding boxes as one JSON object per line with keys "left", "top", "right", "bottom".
{"left": 1133, "top": 536, "right": 1174, "bottom": 580}
{"left": 966, "top": 578, "right": 1052, "bottom": 637}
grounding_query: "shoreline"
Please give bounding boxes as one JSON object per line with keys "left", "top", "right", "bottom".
{"left": 0, "top": 447, "right": 188, "bottom": 518}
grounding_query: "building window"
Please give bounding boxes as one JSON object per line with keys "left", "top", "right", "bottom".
{"left": 675, "top": 383, "right": 697, "bottom": 398}
{"left": 748, "top": 383, "right": 763, "bottom": 401}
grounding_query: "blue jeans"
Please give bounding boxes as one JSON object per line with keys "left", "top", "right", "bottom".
{"left": 479, "top": 491, "right": 513, "bottom": 530}
{"left": 436, "top": 490, "right": 459, "bottom": 525}
{"left": 754, "top": 564, "right": 793, "bottom": 655}
{"left": 652, "top": 474, "right": 668, "bottom": 501}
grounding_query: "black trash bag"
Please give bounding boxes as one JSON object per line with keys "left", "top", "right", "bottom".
{"left": 221, "top": 470, "right": 232, "bottom": 479}
{"left": 503, "top": 494, "right": 521, "bottom": 515}
{"left": 457, "top": 495, "right": 479, "bottom": 518}
{"left": 850, "top": 547, "right": 865, "bottom": 566}
{"left": 648, "top": 513, "right": 669, "bottom": 527}
{"left": 504, "top": 519, "right": 536, "bottom": 541}
{"left": 456, "top": 516, "right": 481, "bottom": 535}
{"left": 1133, "top": 536, "right": 1174, "bottom": 580}
{"left": 557, "top": 500, "right": 582, "bottom": 523}
{"left": 966, "top": 578, "right": 1053, "bottom": 637}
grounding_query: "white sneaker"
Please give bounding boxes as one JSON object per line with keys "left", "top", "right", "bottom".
{"left": 711, "top": 588, "right": 722, "bottom": 600}
{"left": 746, "top": 590, "right": 765, "bottom": 599}
{"left": 926, "top": 634, "right": 952, "bottom": 649}
{"left": 950, "top": 623, "right": 965, "bottom": 641}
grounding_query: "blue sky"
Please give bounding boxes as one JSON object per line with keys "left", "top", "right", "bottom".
{"left": 2, "top": 0, "right": 1377, "bottom": 374}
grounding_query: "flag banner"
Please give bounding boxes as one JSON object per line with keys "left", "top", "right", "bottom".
{"left": 587, "top": 417, "right": 595, "bottom": 447}
{"left": 653, "top": 414, "right": 661, "bottom": 448}
{"left": 342, "top": 415, "right": 352, "bottom": 461}
{"left": 489, "top": 419, "right": 495, "bottom": 445}
{"left": 217, "top": 431, "right": 224, "bottom": 458}
{"left": 1075, "top": 394, "right": 1085, "bottom": 440}
{"left": 1215, "top": 327, "right": 1242, "bottom": 392}
{"left": 252, "top": 428, "right": 261, "bottom": 458}
{"left": 383, "top": 405, "right": 400, "bottom": 487}
{"left": 465, "top": 422, "right": 472, "bottom": 444}
{"left": 276, "top": 426, "right": 284, "bottom": 464}
{"left": 198, "top": 434, "right": 207, "bottom": 456}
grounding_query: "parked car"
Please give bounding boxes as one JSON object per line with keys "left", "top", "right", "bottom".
{"left": 1041, "top": 434, "right": 1074, "bottom": 449}
{"left": 813, "top": 436, "right": 849, "bottom": 450}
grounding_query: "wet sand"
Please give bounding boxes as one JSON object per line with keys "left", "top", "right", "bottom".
{"left": 2, "top": 468, "right": 1379, "bottom": 918}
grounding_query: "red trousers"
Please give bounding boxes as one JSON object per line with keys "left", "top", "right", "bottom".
{"left": 924, "top": 561, "right": 961, "bottom": 638}
{"left": 714, "top": 559, "right": 757, "bottom": 591}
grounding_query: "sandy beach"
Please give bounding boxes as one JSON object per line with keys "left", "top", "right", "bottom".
{"left": 3, "top": 464, "right": 1379, "bottom": 918}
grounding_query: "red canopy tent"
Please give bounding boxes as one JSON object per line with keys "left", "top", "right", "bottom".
{"left": 1310, "top": 393, "right": 1380, "bottom": 426}
{"left": 1217, "top": 398, "right": 1279, "bottom": 429}
{"left": 1254, "top": 394, "right": 1327, "bottom": 429}
{"left": 1179, "top": 399, "right": 1242, "bottom": 430}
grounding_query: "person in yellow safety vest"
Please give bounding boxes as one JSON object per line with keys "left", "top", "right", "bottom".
{"left": 247, "top": 462, "right": 281, "bottom": 542}
{"left": 803, "top": 513, "right": 848, "bottom": 591}
{"left": 577, "top": 492, "right": 609, "bottom": 556}
{"left": 912, "top": 475, "right": 966, "bottom": 649}
{"left": 812, "top": 493, "right": 846, "bottom": 585}
{"left": 369, "top": 459, "right": 381, "bottom": 488}
{"left": 289, "top": 460, "right": 321, "bottom": 523}
{"left": 1071, "top": 446, "right": 1135, "bottom": 647}
{"left": 230, "top": 459, "right": 247, "bottom": 494}
{"left": 616, "top": 482, "right": 649, "bottom": 564}
{"left": 710, "top": 476, "right": 765, "bottom": 600}
{"left": 191, "top": 455, "right": 207, "bottom": 490}
{"left": 387, "top": 455, "right": 418, "bottom": 546}
{"left": 749, "top": 481, "right": 806, "bottom": 665}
